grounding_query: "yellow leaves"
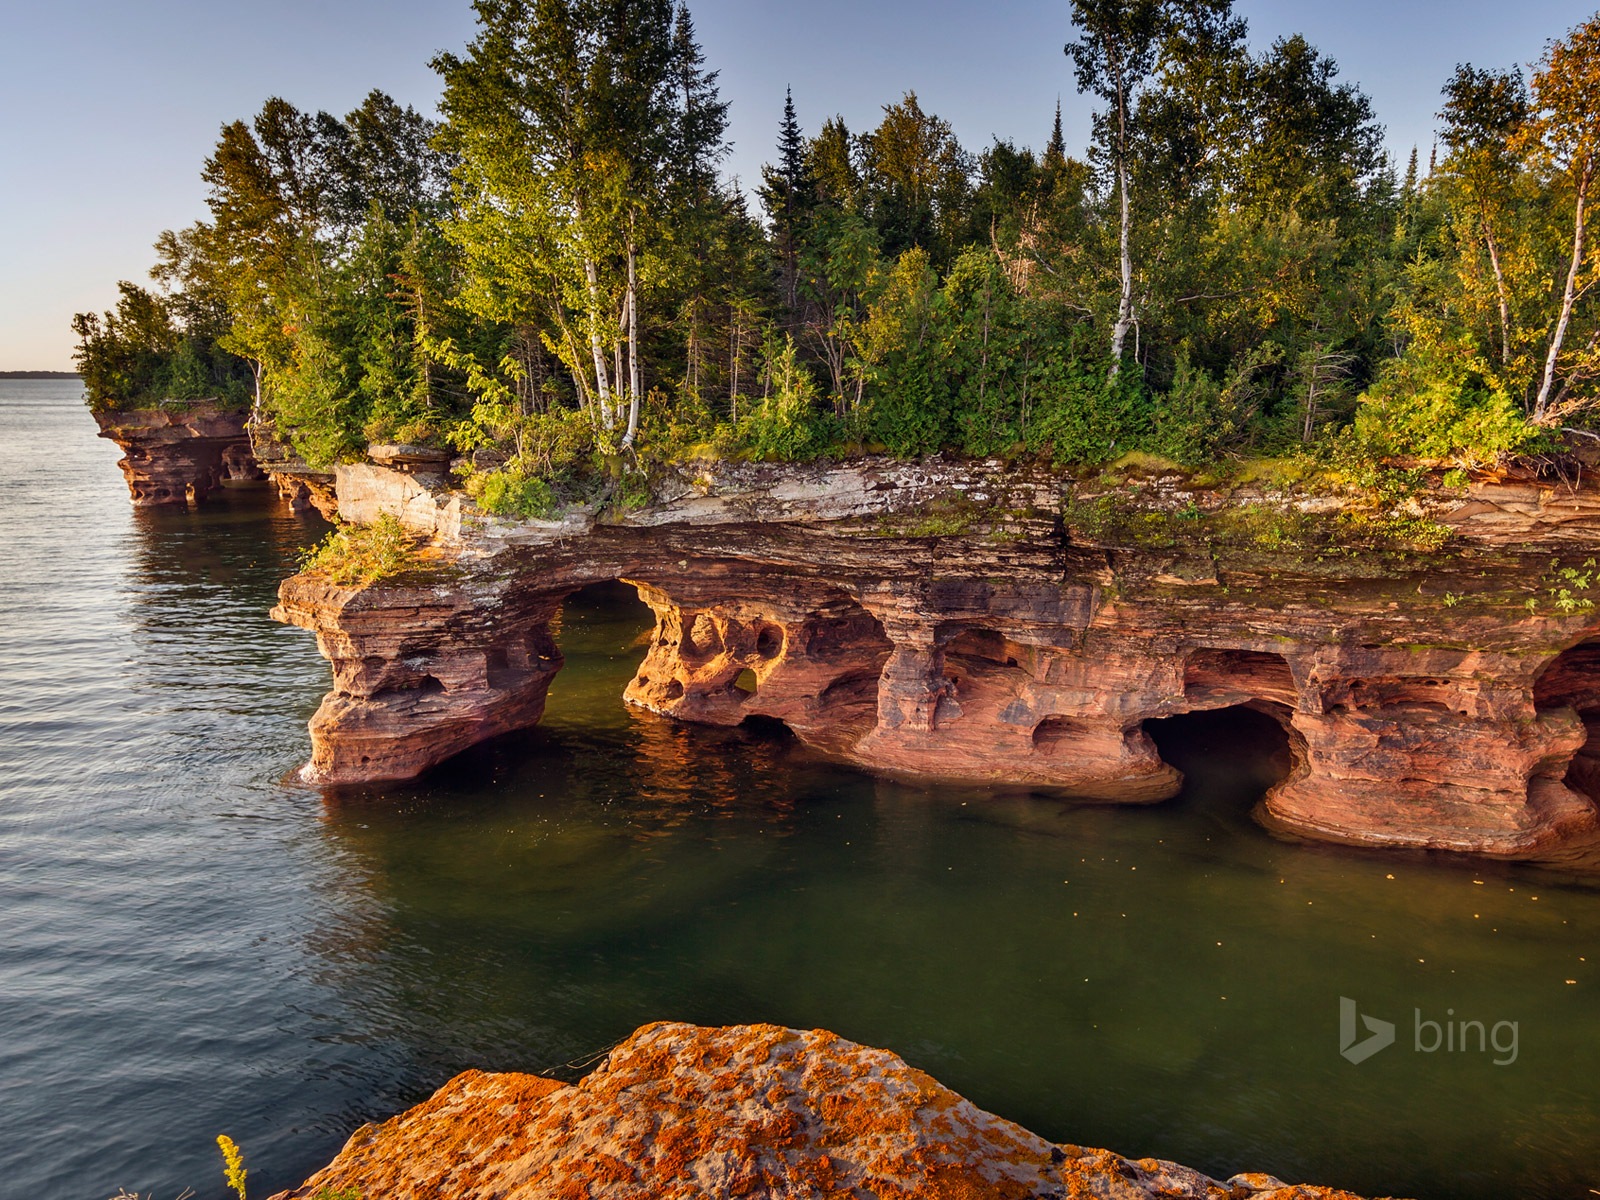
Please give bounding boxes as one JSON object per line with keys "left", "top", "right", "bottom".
{"left": 1525, "top": 12, "right": 1600, "bottom": 171}
{"left": 217, "top": 1133, "right": 247, "bottom": 1200}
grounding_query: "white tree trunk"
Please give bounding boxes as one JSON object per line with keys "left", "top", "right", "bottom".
{"left": 1108, "top": 76, "right": 1135, "bottom": 381}
{"left": 1480, "top": 201, "right": 1512, "bottom": 366}
{"left": 622, "top": 234, "right": 641, "bottom": 449}
{"left": 1536, "top": 156, "right": 1593, "bottom": 420}
{"left": 583, "top": 257, "right": 613, "bottom": 430}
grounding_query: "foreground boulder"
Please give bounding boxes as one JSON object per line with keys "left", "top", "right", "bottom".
{"left": 270, "top": 1022, "right": 1387, "bottom": 1200}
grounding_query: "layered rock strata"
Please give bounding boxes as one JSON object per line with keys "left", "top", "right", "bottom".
{"left": 273, "top": 456, "right": 1600, "bottom": 857}
{"left": 93, "top": 403, "right": 262, "bottom": 505}
{"left": 248, "top": 418, "right": 340, "bottom": 519}
{"left": 268, "top": 1021, "right": 1385, "bottom": 1200}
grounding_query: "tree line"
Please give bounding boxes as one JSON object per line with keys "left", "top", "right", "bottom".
{"left": 74, "top": 0, "right": 1600, "bottom": 514}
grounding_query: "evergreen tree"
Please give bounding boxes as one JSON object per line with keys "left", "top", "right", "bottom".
{"left": 1046, "top": 99, "right": 1067, "bottom": 169}
{"left": 760, "top": 88, "right": 813, "bottom": 310}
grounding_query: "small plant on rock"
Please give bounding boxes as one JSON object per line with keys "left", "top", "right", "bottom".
{"left": 299, "top": 513, "right": 423, "bottom": 586}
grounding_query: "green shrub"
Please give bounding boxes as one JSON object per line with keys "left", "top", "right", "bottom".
{"left": 469, "top": 468, "right": 560, "bottom": 518}
{"left": 1354, "top": 348, "right": 1542, "bottom": 465}
{"left": 740, "top": 335, "right": 837, "bottom": 461}
{"left": 300, "top": 513, "right": 423, "bottom": 585}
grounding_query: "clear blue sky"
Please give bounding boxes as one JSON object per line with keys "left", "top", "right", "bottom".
{"left": 2, "top": 0, "right": 1594, "bottom": 371}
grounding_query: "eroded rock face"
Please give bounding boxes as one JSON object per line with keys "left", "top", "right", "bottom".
{"left": 272, "top": 458, "right": 1600, "bottom": 857}
{"left": 268, "top": 1022, "right": 1386, "bottom": 1200}
{"left": 93, "top": 403, "right": 261, "bottom": 505}
{"left": 247, "top": 418, "right": 340, "bottom": 520}
{"left": 270, "top": 574, "right": 564, "bottom": 784}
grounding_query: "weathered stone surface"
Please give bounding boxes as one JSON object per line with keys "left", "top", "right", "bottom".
{"left": 92, "top": 403, "right": 260, "bottom": 505}
{"left": 268, "top": 1022, "right": 1387, "bottom": 1200}
{"left": 273, "top": 458, "right": 1600, "bottom": 856}
{"left": 247, "top": 418, "right": 340, "bottom": 519}
{"left": 271, "top": 574, "right": 564, "bottom": 784}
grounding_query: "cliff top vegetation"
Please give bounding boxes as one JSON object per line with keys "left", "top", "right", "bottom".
{"left": 74, "top": 0, "right": 1600, "bottom": 517}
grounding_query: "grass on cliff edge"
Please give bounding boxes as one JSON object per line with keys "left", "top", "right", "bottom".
{"left": 300, "top": 513, "right": 424, "bottom": 586}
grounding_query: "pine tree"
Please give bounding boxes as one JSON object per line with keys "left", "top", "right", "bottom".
{"left": 669, "top": 3, "right": 730, "bottom": 192}
{"left": 1045, "top": 98, "right": 1067, "bottom": 169}
{"left": 760, "top": 87, "right": 813, "bottom": 310}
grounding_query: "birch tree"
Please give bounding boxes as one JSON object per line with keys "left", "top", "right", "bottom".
{"left": 1523, "top": 14, "right": 1600, "bottom": 421}
{"left": 1065, "top": 0, "right": 1170, "bottom": 377}
{"left": 435, "top": 0, "right": 683, "bottom": 446}
{"left": 1439, "top": 66, "right": 1530, "bottom": 369}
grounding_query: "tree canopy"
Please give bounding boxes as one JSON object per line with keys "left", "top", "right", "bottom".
{"left": 74, "top": 3, "right": 1600, "bottom": 509}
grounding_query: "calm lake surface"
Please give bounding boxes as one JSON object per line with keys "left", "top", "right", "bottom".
{"left": 1, "top": 379, "right": 1597, "bottom": 1199}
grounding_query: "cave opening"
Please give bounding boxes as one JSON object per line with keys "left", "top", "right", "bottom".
{"left": 738, "top": 713, "right": 795, "bottom": 741}
{"left": 537, "top": 580, "right": 655, "bottom": 727}
{"left": 1533, "top": 640, "right": 1600, "bottom": 805}
{"left": 1142, "top": 704, "right": 1300, "bottom": 813}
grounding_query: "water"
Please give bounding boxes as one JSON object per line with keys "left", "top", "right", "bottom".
{"left": 1, "top": 381, "right": 1597, "bottom": 1200}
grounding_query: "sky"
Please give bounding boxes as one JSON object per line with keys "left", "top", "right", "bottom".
{"left": 2, "top": 0, "right": 1595, "bottom": 371}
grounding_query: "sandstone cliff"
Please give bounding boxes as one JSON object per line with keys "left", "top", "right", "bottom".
{"left": 268, "top": 1022, "right": 1387, "bottom": 1200}
{"left": 93, "top": 403, "right": 262, "bottom": 505}
{"left": 247, "top": 417, "right": 341, "bottom": 519}
{"left": 272, "top": 454, "right": 1600, "bottom": 858}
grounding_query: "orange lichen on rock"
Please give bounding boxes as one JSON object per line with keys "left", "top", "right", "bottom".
{"left": 269, "top": 1022, "right": 1394, "bottom": 1200}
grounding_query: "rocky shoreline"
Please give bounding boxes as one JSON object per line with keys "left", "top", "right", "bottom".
{"left": 269, "top": 452, "right": 1600, "bottom": 859}
{"left": 92, "top": 403, "right": 262, "bottom": 505}
{"left": 267, "top": 1022, "right": 1390, "bottom": 1200}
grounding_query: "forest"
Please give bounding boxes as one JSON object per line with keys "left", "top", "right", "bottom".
{"left": 73, "top": 0, "right": 1600, "bottom": 516}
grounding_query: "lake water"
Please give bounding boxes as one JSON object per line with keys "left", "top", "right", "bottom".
{"left": 1, "top": 380, "right": 1596, "bottom": 1200}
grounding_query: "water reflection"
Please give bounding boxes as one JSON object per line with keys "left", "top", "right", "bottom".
{"left": 301, "top": 583, "right": 1600, "bottom": 1200}
{"left": 9, "top": 386, "right": 1592, "bottom": 1199}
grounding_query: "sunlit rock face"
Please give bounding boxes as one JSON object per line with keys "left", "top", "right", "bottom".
{"left": 246, "top": 417, "right": 341, "bottom": 520}
{"left": 266, "top": 1021, "right": 1382, "bottom": 1200}
{"left": 273, "top": 456, "right": 1600, "bottom": 857}
{"left": 92, "top": 403, "right": 261, "bottom": 505}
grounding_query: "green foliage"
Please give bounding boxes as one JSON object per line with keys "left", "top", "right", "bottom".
{"left": 73, "top": 283, "right": 251, "bottom": 412}
{"left": 1354, "top": 344, "right": 1543, "bottom": 465}
{"left": 739, "top": 335, "right": 836, "bottom": 461}
{"left": 1548, "top": 558, "right": 1599, "bottom": 612}
{"left": 299, "top": 513, "right": 423, "bottom": 585}
{"left": 469, "top": 468, "right": 561, "bottom": 519}
{"left": 77, "top": 0, "right": 1599, "bottom": 508}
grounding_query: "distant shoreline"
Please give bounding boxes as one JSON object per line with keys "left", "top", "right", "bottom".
{"left": 0, "top": 371, "right": 81, "bottom": 379}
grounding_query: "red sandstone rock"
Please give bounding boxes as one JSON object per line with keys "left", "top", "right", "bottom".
{"left": 245, "top": 417, "right": 341, "bottom": 519}
{"left": 267, "top": 1023, "right": 1389, "bottom": 1200}
{"left": 273, "top": 458, "right": 1600, "bottom": 856}
{"left": 270, "top": 575, "right": 564, "bottom": 785}
{"left": 92, "top": 403, "right": 260, "bottom": 506}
